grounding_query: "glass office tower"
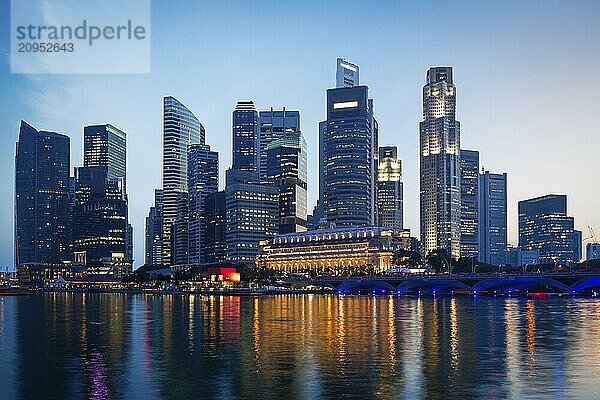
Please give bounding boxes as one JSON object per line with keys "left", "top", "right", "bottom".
{"left": 460, "top": 149, "right": 479, "bottom": 258}
{"left": 267, "top": 132, "right": 308, "bottom": 234}
{"left": 224, "top": 169, "right": 279, "bottom": 263}
{"left": 232, "top": 101, "right": 258, "bottom": 173}
{"left": 162, "top": 96, "right": 204, "bottom": 264}
{"left": 72, "top": 166, "right": 128, "bottom": 265}
{"left": 257, "top": 108, "right": 300, "bottom": 183}
{"left": 145, "top": 189, "right": 163, "bottom": 266}
{"left": 84, "top": 124, "right": 126, "bottom": 183}
{"left": 14, "top": 121, "right": 71, "bottom": 265}
{"left": 322, "top": 85, "right": 378, "bottom": 227}
{"left": 518, "top": 194, "right": 577, "bottom": 265}
{"left": 419, "top": 67, "right": 461, "bottom": 258}
{"left": 377, "top": 146, "right": 403, "bottom": 230}
{"left": 187, "top": 144, "right": 219, "bottom": 264}
{"left": 479, "top": 171, "right": 508, "bottom": 266}
{"left": 205, "top": 191, "right": 227, "bottom": 263}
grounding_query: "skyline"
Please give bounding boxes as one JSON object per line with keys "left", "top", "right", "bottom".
{"left": 2, "top": 1, "right": 600, "bottom": 268}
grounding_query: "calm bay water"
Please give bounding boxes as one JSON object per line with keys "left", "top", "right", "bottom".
{"left": 0, "top": 293, "right": 599, "bottom": 399}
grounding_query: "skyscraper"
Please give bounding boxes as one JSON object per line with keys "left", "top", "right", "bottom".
{"left": 322, "top": 83, "right": 378, "bottom": 227}
{"left": 187, "top": 144, "right": 219, "bottom": 264}
{"left": 162, "top": 96, "right": 204, "bottom": 264}
{"left": 479, "top": 171, "right": 507, "bottom": 266}
{"left": 336, "top": 58, "right": 359, "bottom": 88}
{"left": 518, "top": 194, "right": 576, "bottom": 265}
{"left": 317, "top": 120, "right": 327, "bottom": 224}
{"left": 145, "top": 189, "right": 163, "bottom": 266}
{"left": 205, "top": 191, "right": 227, "bottom": 263}
{"left": 419, "top": 67, "right": 461, "bottom": 258}
{"left": 75, "top": 123, "right": 131, "bottom": 268}
{"left": 224, "top": 169, "right": 279, "bottom": 263}
{"left": 232, "top": 101, "right": 258, "bottom": 173}
{"left": 377, "top": 146, "right": 403, "bottom": 230}
{"left": 83, "top": 124, "right": 126, "bottom": 182}
{"left": 14, "top": 121, "right": 70, "bottom": 265}
{"left": 72, "top": 166, "right": 128, "bottom": 265}
{"left": 267, "top": 132, "right": 308, "bottom": 234}
{"left": 257, "top": 108, "right": 300, "bottom": 182}
{"left": 460, "top": 149, "right": 479, "bottom": 258}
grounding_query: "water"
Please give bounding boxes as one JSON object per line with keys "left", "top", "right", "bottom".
{"left": 0, "top": 293, "right": 599, "bottom": 399}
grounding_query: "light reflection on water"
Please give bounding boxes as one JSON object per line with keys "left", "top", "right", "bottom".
{"left": 0, "top": 293, "right": 599, "bottom": 399}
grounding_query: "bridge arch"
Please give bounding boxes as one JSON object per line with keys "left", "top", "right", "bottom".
{"left": 337, "top": 280, "right": 396, "bottom": 293}
{"left": 570, "top": 277, "right": 600, "bottom": 292}
{"left": 397, "top": 279, "right": 471, "bottom": 294}
{"left": 472, "top": 277, "right": 570, "bottom": 293}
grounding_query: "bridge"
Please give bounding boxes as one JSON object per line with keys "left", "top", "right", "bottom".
{"left": 280, "top": 272, "right": 600, "bottom": 295}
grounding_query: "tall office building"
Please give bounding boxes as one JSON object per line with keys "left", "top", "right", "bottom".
{"left": 257, "top": 108, "right": 300, "bottom": 182}
{"left": 14, "top": 121, "right": 70, "bottom": 265}
{"left": 518, "top": 194, "right": 577, "bottom": 265}
{"left": 162, "top": 96, "right": 204, "bottom": 264}
{"left": 232, "top": 101, "right": 258, "bottom": 173}
{"left": 205, "top": 191, "right": 227, "bottom": 263}
{"left": 75, "top": 123, "right": 130, "bottom": 267}
{"left": 145, "top": 189, "right": 163, "bottom": 266}
{"left": 419, "top": 67, "right": 461, "bottom": 258}
{"left": 83, "top": 124, "right": 126, "bottom": 182}
{"left": 224, "top": 169, "right": 279, "bottom": 263}
{"left": 336, "top": 58, "right": 359, "bottom": 88}
{"left": 322, "top": 80, "right": 378, "bottom": 227}
{"left": 72, "top": 166, "right": 128, "bottom": 265}
{"left": 460, "top": 150, "right": 479, "bottom": 258}
{"left": 187, "top": 144, "right": 219, "bottom": 264}
{"left": 479, "top": 171, "right": 508, "bottom": 266}
{"left": 317, "top": 120, "right": 327, "bottom": 223}
{"left": 377, "top": 146, "right": 403, "bottom": 230}
{"left": 267, "top": 132, "right": 308, "bottom": 234}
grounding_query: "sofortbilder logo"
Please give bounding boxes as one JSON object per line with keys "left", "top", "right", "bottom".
{"left": 10, "top": 0, "right": 150, "bottom": 74}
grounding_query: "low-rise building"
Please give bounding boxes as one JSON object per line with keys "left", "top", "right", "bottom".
{"left": 507, "top": 247, "right": 540, "bottom": 268}
{"left": 587, "top": 243, "right": 600, "bottom": 261}
{"left": 256, "top": 226, "right": 411, "bottom": 273}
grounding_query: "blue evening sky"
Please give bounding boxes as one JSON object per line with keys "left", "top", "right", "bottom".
{"left": 1, "top": 0, "right": 599, "bottom": 268}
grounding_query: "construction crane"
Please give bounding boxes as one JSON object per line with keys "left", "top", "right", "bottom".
{"left": 583, "top": 226, "right": 596, "bottom": 243}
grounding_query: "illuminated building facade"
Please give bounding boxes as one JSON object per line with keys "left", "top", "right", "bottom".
{"left": 256, "top": 226, "right": 411, "bottom": 272}
{"left": 459, "top": 149, "right": 479, "bottom": 258}
{"left": 83, "top": 124, "right": 126, "bottom": 184}
{"left": 187, "top": 144, "right": 219, "bottom": 264}
{"left": 224, "top": 169, "right": 279, "bottom": 263}
{"left": 267, "top": 132, "right": 308, "bottom": 234}
{"left": 232, "top": 101, "right": 258, "bottom": 173}
{"left": 518, "top": 194, "right": 577, "bottom": 265}
{"left": 72, "top": 166, "right": 128, "bottom": 265}
{"left": 14, "top": 121, "right": 71, "bottom": 265}
{"left": 145, "top": 189, "right": 163, "bottom": 265}
{"left": 377, "top": 146, "right": 403, "bottom": 230}
{"left": 257, "top": 108, "right": 300, "bottom": 182}
{"left": 479, "top": 171, "right": 507, "bottom": 265}
{"left": 419, "top": 66, "right": 461, "bottom": 258}
{"left": 162, "top": 96, "right": 204, "bottom": 264}
{"left": 323, "top": 84, "right": 378, "bottom": 227}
